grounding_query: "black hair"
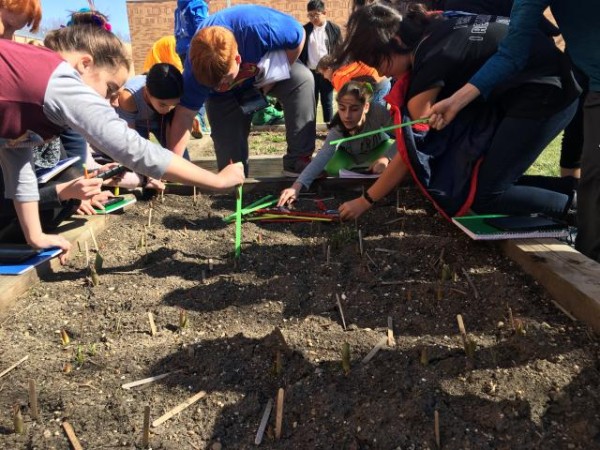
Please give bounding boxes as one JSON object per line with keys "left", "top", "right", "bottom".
{"left": 333, "top": 3, "right": 442, "bottom": 70}
{"left": 145, "top": 63, "right": 184, "bottom": 100}
{"left": 328, "top": 81, "right": 373, "bottom": 132}
{"left": 307, "top": 0, "right": 325, "bottom": 12}
{"left": 316, "top": 54, "right": 339, "bottom": 72}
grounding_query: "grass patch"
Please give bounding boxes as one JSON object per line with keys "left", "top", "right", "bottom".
{"left": 526, "top": 133, "right": 561, "bottom": 177}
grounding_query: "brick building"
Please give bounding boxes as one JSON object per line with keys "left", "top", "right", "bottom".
{"left": 126, "top": 0, "right": 352, "bottom": 74}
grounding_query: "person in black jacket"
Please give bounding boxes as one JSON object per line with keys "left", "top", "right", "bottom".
{"left": 299, "top": 0, "right": 341, "bottom": 123}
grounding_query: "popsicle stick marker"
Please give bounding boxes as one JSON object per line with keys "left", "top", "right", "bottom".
{"left": 0, "top": 355, "right": 29, "bottom": 379}
{"left": 147, "top": 312, "right": 157, "bottom": 336}
{"left": 62, "top": 421, "right": 83, "bottom": 450}
{"left": 122, "top": 371, "right": 176, "bottom": 390}
{"left": 142, "top": 405, "right": 151, "bottom": 448}
{"left": 387, "top": 316, "right": 395, "bottom": 347}
{"left": 255, "top": 399, "right": 273, "bottom": 445}
{"left": 275, "top": 388, "right": 284, "bottom": 439}
{"left": 335, "top": 294, "right": 347, "bottom": 331}
{"left": 456, "top": 314, "right": 468, "bottom": 349}
{"left": 362, "top": 336, "right": 388, "bottom": 364}
{"left": 152, "top": 391, "right": 206, "bottom": 427}
{"left": 28, "top": 379, "right": 39, "bottom": 420}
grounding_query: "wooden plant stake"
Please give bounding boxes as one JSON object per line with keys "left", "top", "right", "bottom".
{"left": 89, "top": 227, "right": 99, "bottom": 252}
{"left": 254, "top": 399, "right": 273, "bottom": 445}
{"left": 335, "top": 294, "right": 347, "bottom": 331}
{"left": 461, "top": 268, "right": 479, "bottom": 300}
{"left": 13, "top": 405, "right": 24, "bottom": 434}
{"left": 507, "top": 305, "right": 515, "bottom": 331}
{"left": 434, "top": 409, "right": 440, "bottom": 449}
{"left": 160, "top": 188, "right": 165, "bottom": 203}
{"left": 142, "top": 405, "right": 151, "bottom": 448}
{"left": 361, "top": 336, "right": 388, "bottom": 364}
{"left": 62, "top": 421, "right": 83, "bottom": 450}
{"left": 148, "top": 312, "right": 157, "bottom": 336}
{"left": 275, "top": 388, "right": 284, "bottom": 440}
{"left": 84, "top": 241, "right": 90, "bottom": 267}
{"left": 192, "top": 186, "right": 197, "bottom": 206}
{"left": 28, "top": 379, "right": 39, "bottom": 420}
{"left": 122, "top": 372, "right": 176, "bottom": 390}
{"left": 147, "top": 205, "right": 153, "bottom": 227}
{"left": 208, "top": 258, "right": 213, "bottom": 272}
{"left": 0, "top": 355, "right": 29, "bottom": 379}
{"left": 201, "top": 269, "right": 207, "bottom": 284}
{"left": 152, "top": 390, "right": 206, "bottom": 427}
{"left": 387, "top": 316, "right": 395, "bottom": 347}
{"left": 456, "top": 314, "right": 468, "bottom": 349}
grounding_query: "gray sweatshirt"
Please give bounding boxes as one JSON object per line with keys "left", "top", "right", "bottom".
{"left": 1, "top": 62, "right": 173, "bottom": 202}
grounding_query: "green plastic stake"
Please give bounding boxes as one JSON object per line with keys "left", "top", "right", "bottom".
{"left": 329, "top": 118, "right": 429, "bottom": 146}
{"left": 235, "top": 184, "right": 243, "bottom": 258}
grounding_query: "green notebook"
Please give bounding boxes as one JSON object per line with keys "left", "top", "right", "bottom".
{"left": 93, "top": 196, "right": 137, "bottom": 214}
{"left": 452, "top": 214, "right": 569, "bottom": 240}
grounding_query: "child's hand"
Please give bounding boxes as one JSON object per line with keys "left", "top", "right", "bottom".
{"left": 338, "top": 196, "right": 372, "bottom": 221}
{"left": 369, "top": 156, "right": 390, "bottom": 174}
{"left": 146, "top": 177, "right": 165, "bottom": 190}
{"left": 60, "top": 176, "right": 103, "bottom": 201}
{"left": 278, "top": 187, "right": 299, "bottom": 207}
{"left": 217, "top": 162, "right": 245, "bottom": 189}
{"left": 27, "top": 233, "right": 71, "bottom": 264}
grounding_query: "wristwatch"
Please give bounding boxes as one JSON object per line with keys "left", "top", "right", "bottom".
{"left": 363, "top": 190, "right": 375, "bottom": 205}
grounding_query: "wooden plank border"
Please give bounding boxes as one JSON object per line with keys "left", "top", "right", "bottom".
{"left": 501, "top": 238, "right": 600, "bottom": 333}
{"left": 0, "top": 214, "right": 114, "bottom": 315}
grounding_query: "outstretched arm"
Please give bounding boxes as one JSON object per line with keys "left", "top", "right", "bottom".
{"left": 426, "top": 0, "right": 549, "bottom": 129}
{"left": 168, "top": 105, "right": 197, "bottom": 156}
{"left": 338, "top": 153, "right": 409, "bottom": 220}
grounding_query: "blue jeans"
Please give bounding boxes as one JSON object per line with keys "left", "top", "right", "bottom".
{"left": 472, "top": 100, "right": 578, "bottom": 218}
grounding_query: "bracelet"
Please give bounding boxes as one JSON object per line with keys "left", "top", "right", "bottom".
{"left": 363, "top": 190, "right": 375, "bottom": 205}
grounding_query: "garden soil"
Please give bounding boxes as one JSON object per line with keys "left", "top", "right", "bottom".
{"left": 0, "top": 134, "right": 599, "bottom": 450}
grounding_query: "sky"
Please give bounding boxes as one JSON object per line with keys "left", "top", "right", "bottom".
{"left": 39, "top": 0, "right": 131, "bottom": 41}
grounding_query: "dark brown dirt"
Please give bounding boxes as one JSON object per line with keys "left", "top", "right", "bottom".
{"left": 0, "top": 183, "right": 599, "bottom": 450}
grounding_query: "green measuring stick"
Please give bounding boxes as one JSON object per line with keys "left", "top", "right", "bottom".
{"left": 329, "top": 118, "right": 430, "bottom": 146}
{"left": 241, "top": 194, "right": 275, "bottom": 213}
{"left": 234, "top": 184, "right": 243, "bottom": 258}
{"left": 223, "top": 196, "right": 278, "bottom": 223}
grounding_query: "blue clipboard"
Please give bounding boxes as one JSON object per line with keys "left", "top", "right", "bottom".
{"left": 0, "top": 248, "right": 62, "bottom": 275}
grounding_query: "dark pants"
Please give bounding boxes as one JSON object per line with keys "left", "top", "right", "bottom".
{"left": 312, "top": 70, "right": 334, "bottom": 123}
{"left": 207, "top": 61, "right": 316, "bottom": 173}
{"left": 472, "top": 100, "right": 577, "bottom": 218}
{"left": 576, "top": 91, "right": 600, "bottom": 261}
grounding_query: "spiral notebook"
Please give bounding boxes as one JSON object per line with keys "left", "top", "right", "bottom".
{"left": 452, "top": 214, "right": 569, "bottom": 240}
{"left": 36, "top": 156, "right": 80, "bottom": 183}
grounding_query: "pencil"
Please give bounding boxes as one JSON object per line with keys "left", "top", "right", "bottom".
{"left": 83, "top": 164, "right": 89, "bottom": 179}
{"left": 114, "top": 186, "right": 120, "bottom": 196}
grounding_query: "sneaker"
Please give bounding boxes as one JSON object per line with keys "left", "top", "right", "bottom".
{"left": 282, "top": 156, "right": 312, "bottom": 177}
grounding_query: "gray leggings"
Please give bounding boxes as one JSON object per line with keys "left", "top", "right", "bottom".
{"left": 206, "top": 61, "right": 316, "bottom": 172}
